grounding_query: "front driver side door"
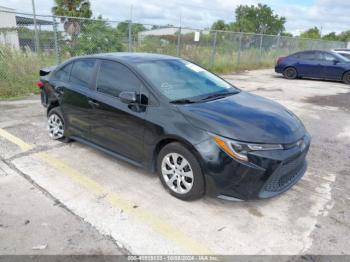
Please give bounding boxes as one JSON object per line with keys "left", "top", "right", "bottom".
{"left": 321, "top": 52, "right": 344, "bottom": 80}
{"left": 296, "top": 51, "right": 323, "bottom": 78}
{"left": 88, "top": 60, "right": 148, "bottom": 163}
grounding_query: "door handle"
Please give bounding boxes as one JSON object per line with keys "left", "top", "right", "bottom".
{"left": 88, "top": 100, "right": 100, "bottom": 108}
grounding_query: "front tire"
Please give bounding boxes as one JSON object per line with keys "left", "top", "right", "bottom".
{"left": 342, "top": 71, "right": 350, "bottom": 85}
{"left": 157, "top": 142, "right": 205, "bottom": 200}
{"left": 283, "top": 67, "right": 298, "bottom": 79}
{"left": 47, "top": 107, "right": 70, "bottom": 143}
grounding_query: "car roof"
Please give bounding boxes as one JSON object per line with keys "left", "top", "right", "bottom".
{"left": 75, "top": 52, "right": 180, "bottom": 64}
{"left": 290, "top": 50, "right": 340, "bottom": 56}
{"left": 333, "top": 50, "right": 350, "bottom": 54}
{"left": 333, "top": 48, "right": 350, "bottom": 52}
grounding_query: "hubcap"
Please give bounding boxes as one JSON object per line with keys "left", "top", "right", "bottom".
{"left": 48, "top": 113, "right": 64, "bottom": 139}
{"left": 161, "top": 153, "right": 194, "bottom": 194}
{"left": 346, "top": 74, "right": 350, "bottom": 82}
{"left": 286, "top": 68, "right": 296, "bottom": 78}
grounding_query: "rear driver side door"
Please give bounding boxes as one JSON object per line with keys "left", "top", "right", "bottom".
{"left": 59, "top": 59, "right": 97, "bottom": 139}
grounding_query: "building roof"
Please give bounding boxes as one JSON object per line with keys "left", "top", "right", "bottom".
{"left": 0, "top": 6, "right": 16, "bottom": 11}
{"left": 16, "top": 16, "right": 53, "bottom": 26}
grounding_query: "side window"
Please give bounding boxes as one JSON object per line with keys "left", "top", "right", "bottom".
{"left": 96, "top": 60, "right": 143, "bottom": 97}
{"left": 70, "top": 59, "right": 96, "bottom": 87}
{"left": 314, "top": 52, "right": 323, "bottom": 60}
{"left": 54, "top": 63, "right": 72, "bottom": 82}
{"left": 299, "top": 52, "right": 316, "bottom": 60}
{"left": 323, "top": 53, "right": 336, "bottom": 61}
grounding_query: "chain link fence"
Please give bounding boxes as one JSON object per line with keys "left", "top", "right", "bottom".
{"left": 0, "top": 9, "right": 347, "bottom": 97}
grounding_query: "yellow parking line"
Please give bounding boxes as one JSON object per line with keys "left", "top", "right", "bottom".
{"left": 0, "top": 128, "right": 213, "bottom": 254}
{"left": 0, "top": 128, "right": 34, "bottom": 152}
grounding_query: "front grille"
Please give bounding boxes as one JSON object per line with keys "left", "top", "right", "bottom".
{"left": 262, "top": 151, "right": 307, "bottom": 194}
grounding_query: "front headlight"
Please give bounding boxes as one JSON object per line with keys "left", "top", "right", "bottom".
{"left": 211, "top": 134, "right": 283, "bottom": 162}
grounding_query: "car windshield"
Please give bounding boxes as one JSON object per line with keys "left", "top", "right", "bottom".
{"left": 338, "top": 53, "right": 350, "bottom": 61}
{"left": 135, "top": 59, "right": 239, "bottom": 102}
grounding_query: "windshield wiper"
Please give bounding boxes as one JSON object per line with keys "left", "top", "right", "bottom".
{"left": 199, "top": 91, "right": 239, "bottom": 102}
{"left": 170, "top": 98, "right": 197, "bottom": 104}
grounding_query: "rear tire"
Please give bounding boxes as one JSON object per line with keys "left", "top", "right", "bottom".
{"left": 47, "top": 107, "right": 71, "bottom": 143}
{"left": 342, "top": 71, "right": 350, "bottom": 85}
{"left": 157, "top": 142, "right": 205, "bottom": 200}
{"left": 283, "top": 67, "right": 298, "bottom": 79}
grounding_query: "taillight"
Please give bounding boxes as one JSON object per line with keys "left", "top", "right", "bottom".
{"left": 37, "top": 81, "right": 44, "bottom": 88}
{"left": 276, "top": 57, "right": 284, "bottom": 65}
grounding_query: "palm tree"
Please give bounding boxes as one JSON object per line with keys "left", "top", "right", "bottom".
{"left": 52, "top": 0, "right": 92, "bottom": 36}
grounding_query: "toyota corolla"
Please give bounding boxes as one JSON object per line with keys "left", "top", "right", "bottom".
{"left": 38, "top": 53, "right": 311, "bottom": 201}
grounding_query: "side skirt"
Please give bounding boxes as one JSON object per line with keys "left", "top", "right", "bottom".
{"left": 70, "top": 135, "right": 144, "bottom": 169}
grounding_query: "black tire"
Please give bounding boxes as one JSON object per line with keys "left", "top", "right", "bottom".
{"left": 283, "top": 67, "right": 298, "bottom": 79}
{"left": 342, "top": 71, "right": 350, "bottom": 85}
{"left": 47, "top": 107, "right": 71, "bottom": 143}
{"left": 157, "top": 142, "right": 205, "bottom": 200}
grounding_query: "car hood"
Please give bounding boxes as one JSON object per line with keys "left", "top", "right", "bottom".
{"left": 178, "top": 91, "right": 305, "bottom": 144}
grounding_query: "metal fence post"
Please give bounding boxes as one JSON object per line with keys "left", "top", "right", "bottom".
{"left": 209, "top": 31, "right": 217, "bottom": 68}
{"left": 52, "top": 16, "right": 61, "bottom": 64}
{"left": 259, "top": 34, "right": 263, "bottom": 63}
{"left": 31, "top": 0, "right": 40, "bottom": 53}
{"left": 176, "top": 26, "right": 182, "bottom": 57}
{"left": 128, "top": 21, "right": 132, "bottom": 52}
{"left": 237, "top": 32, "right": 243, "bottom": 66}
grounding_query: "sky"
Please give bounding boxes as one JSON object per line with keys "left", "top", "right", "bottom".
{"left": 1, "top": 0, "right": 349, "bottom": 35}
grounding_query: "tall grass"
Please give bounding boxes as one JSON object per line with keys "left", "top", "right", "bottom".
{"left": 0, "top": 44, "right": 281, "bottom": 99}
{"left": 0, "top": 46, "right": 55, "bottom": 98}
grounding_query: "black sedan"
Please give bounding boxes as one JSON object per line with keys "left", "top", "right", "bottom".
{"left": 38, "top": 53, "right": 310, "bottom": 201}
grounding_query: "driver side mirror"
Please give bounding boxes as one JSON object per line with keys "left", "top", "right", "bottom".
{"left": 333, "top": 60, "right": 340, "bottom": 65}
{"left": 119, "top": 91, "right": 137, "bottom": 104}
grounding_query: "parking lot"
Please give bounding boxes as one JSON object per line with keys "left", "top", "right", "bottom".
{"left": 1, "top": 69, "right": 349, "bottom": 255}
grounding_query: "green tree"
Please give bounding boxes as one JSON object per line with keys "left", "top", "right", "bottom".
{"left": 338, "top": 30, "right": 350, "bottom": 42}
{"left": 211, "top": 20, "right": 230, "bottom": 30}
{"left": 231, "top": 4, "right": 286, "bottom": 34}
{"left": 67, "top": 18, "right": 123, "bottom": 55}
{"left": 322, "top": 32, "right": 338, "bottom": 41}
{"left": 52, "top": 0, "right": 92, "bottom": 17}
{"left": 117, "top": 22, "right": 146, "bottom": 36}
{"left": 280, "top": 32, "right": 293, "bottom": 37}
{"left": 300, "top": 27, "right": 321, "bottom": 39}
{"left": 52, "top": 0, "right": 92, "bottom": 36}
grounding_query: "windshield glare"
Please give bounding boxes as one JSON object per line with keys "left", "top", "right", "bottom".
{"left": 136, "top": 59, "right": 239, "bottom": 101}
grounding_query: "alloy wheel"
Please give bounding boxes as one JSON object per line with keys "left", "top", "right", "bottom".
{"left": 48, "top": 113, "right": 64, "bottom": 139}
{"left": 161, "top": 153, "right": 194, "bottom": 194}
{"left": 345, "top": 73, "right": 350, "bottom": 84}
{"left": 284, "top": 68, "right": 297, "bottom": 79}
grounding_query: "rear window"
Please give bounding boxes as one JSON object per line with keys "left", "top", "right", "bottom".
{"left": 70, "top": 59, "right": 96, "bottom": 87}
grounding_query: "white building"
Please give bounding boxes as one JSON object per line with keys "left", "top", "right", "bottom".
{"left": 0, "top": 6, "right": 20, "bottom": 48}
{"left": 138, "top": 27, "right": 208, "bottom": 42}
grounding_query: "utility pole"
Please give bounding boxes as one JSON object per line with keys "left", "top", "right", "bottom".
{"left": 31, "top": 0, "right": 40, "bottom": 53}
{"left": 176, "top": 13, "right": 182, "bottom": 57}
{"left": 128, "top": 4, "right": 133, "bottom": 52}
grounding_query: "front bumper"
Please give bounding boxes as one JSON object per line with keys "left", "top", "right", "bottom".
{"left": 195, "top": 134, "right": 311, "bottom": 200}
